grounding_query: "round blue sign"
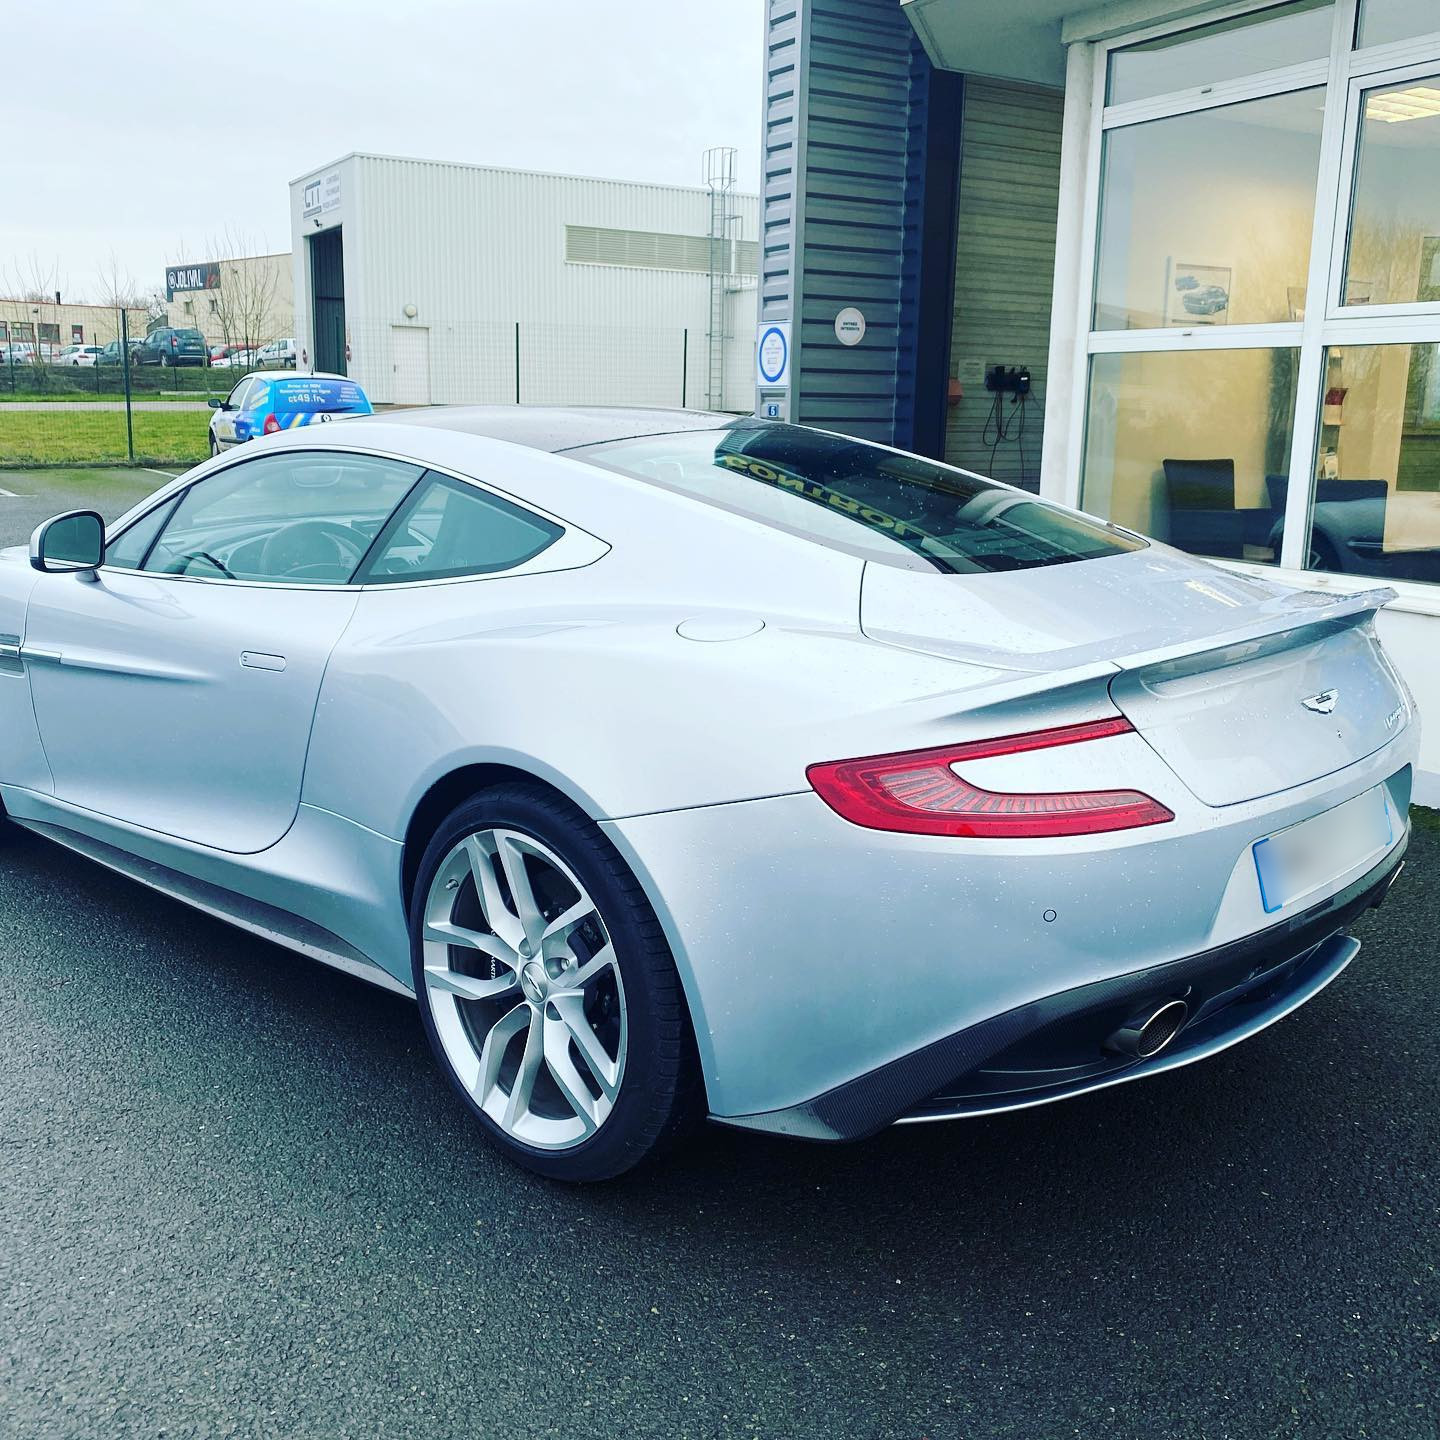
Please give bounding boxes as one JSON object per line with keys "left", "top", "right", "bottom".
{"left": 757, "top": 326, "right": 788, "bottom": 385}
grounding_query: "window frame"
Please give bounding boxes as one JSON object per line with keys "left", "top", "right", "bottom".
{"left": 99, "top": 444, "right": 604, "bottom": 593}
{"left": 1065, "top": 0, "right": 1440, "bottom": 601}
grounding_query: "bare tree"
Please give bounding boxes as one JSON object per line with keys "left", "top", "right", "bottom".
{"left": 5, "top": 254, "right": 69, "bottom": 368}
{"left": 5, "top": 252, "right": 67, "bottom": 304}
{"left": 204, "top": 228, "right": 280, "bottom": 361}
{"left": 93, "top": 250, "right": 145, "bottom": 312}
{"left": 91, "top": 250, "right": 147, "bottom": 349}
{"left": 143, "top": 287, "right": 168, "bottom": 330}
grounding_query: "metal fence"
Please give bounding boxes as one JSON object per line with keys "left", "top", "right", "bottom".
{"left": 0, "top": 317, "right": 752, "bottom": 469}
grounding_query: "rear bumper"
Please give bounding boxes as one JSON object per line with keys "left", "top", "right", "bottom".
{"left": 718, "top": 836, "right": 1407, "bottom": 1141}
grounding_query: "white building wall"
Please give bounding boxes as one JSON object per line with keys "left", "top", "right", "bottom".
{"left": 723, "top": 283, "right": 759, "bottom": 411}
{"left": 289, "top": 153, "right": 760, "bottom": 409}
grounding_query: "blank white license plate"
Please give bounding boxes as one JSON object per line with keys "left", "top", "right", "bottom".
{"left": 1253, "top": 785, "right": 1394, "bottom": 915}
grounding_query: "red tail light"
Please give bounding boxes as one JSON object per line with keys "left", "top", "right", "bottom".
{"left": 263, "top": 414, "right": 281, "bottom": 434}
{"left": 807, "top": 717, "right": 1174, "bottom": 839}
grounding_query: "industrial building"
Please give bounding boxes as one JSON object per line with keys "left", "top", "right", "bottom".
{"left": 0, "top": 297, "right": 147, "bottom": 351}
{"left": 287, "top": 152, "right": 759, "bottom": 410}
{"left": 758, "top": 0, "right": 1440, "bottom": 803}
{"left": 162, "top": 252, "right": 294, "bottom": 350}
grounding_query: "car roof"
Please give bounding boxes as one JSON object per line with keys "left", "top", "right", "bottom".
{"left": 373, "top": 404, "right": 739, "bottom": 454}
{"left": 240, "top": 370, "right": 353, "bottom": 385}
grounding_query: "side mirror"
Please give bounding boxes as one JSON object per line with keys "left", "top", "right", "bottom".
{"left": 30, "top": 510, "right": 105, "bottom": 575}
{"left": 208, "top": 397, "right": 225, "bottom": 409}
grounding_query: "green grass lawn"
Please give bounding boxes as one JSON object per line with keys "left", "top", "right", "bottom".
{"left": 0, "top": 408, "right": 210, "bottom": 465}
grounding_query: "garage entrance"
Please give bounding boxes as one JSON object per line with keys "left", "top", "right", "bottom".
{"left": 309, "top": 226, "right": 346, "bottom": 375}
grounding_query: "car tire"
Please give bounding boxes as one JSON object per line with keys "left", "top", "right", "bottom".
{"left": 410, "top": 783, "right": 700, "bottom": 1182}
{"left": 209, "top": 436, "right": 220, "bottom": 456}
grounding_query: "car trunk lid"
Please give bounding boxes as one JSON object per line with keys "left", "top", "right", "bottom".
{"left": 1106, "top": 607, "right": 1405, "bottom": 804}
{"left": 860, "top": 549, "right": 1406, "bottom": 806}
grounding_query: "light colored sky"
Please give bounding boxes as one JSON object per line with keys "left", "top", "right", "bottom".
{"left": 2, "top": 0, "right": 764, "bottom": 302}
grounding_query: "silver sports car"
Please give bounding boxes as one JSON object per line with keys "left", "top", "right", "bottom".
{"left": 3, "top": 408, "right": 1416, "bottom": 1180}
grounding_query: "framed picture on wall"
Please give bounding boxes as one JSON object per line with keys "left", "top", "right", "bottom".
{"left": 1164, "top": 260, "right": 1231, "bottom": 327}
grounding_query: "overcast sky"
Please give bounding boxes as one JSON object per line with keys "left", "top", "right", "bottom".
{"left": 3, "top": 0, "right": 764, "bottom": 302}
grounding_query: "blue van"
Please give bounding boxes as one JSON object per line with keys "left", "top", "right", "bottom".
{"left": 209, "top": 373, "right": 373, "bottom": 452}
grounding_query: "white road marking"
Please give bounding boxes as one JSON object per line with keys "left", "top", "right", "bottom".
{"left": 141, "top": 468, "right": 178, "bottom": 479}
{"left": 0, "top": 486, "right": 18, "bottom": 497}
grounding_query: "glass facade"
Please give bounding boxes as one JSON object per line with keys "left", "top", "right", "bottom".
{"left": 1107, "top": 1, "right": 1334, "bottom": 105}
{"left": 1356, "top": 0, "right": 1440, "bottom": 49}
{"left": 1078, "top": 0, "right": 1440, "bottom": 591}
{"left": 1308, "top": 343, "right": 1440, "bottom": 580}
{"left": 1343, "top": 73, "right": 1440, "bottom": 306}
{"left": 1094, "top": 90, "right": 1325, "bottom": 330}
{"left": 1083, "top": 349, "right": 1298, "bottom": 562}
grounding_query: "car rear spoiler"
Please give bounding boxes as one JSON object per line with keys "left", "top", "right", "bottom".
{"left": 1107, "top": 585, "right": 1397, "bottom": 677}
{"left": 901, "top": 585, "right": 1398, "bottom": 739}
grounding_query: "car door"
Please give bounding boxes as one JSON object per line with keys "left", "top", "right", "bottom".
{"left": 235, "top": 379, "right": 271, "bottom": 443}
{"left": 212, "top": 378, "right": 253, "bottom": 448}
{"left": 22, "top": 448, "right": 425, "bottom": 853}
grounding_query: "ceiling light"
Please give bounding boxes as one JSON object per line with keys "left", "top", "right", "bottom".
{"left": 1365, "top": 86, "right": 1440, "bottom": 123}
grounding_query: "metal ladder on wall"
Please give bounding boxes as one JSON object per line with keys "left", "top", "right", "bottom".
{"left": 703, "top": 146, "right": 738, "bottom": 412}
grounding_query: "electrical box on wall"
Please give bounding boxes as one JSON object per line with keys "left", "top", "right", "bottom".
{"left": 985, "top": 365, "right": 1031, "bottom": 395}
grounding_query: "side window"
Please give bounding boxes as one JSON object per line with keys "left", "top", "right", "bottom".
{"left": 143, "top": 451, "right": 423, "bottom": 584}
{"left": 104, "top": 495, "right": 180, "bottom": 569}
{"left": 356, "top": 473, "right": 563, "bottom": 584}
{"left": 226, "top": 379, "right": 251, "bottom": 409}
{"left": 244, "top": 381, "right": 267, "bottom": 410}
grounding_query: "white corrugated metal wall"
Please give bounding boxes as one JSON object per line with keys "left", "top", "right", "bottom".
{"left": 290, "top": 154, "right": 759, "bottom": 409}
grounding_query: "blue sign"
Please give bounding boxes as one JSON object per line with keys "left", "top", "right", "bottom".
{"left": 756, "top": 324, "right": 789, "bottom": 386}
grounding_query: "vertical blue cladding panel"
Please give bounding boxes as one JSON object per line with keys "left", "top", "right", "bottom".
{"left": 758, "top": 0, "right": 955, "bottom": 449}
{"left": 760, "top": 3, "right": 805, "bottom": 330}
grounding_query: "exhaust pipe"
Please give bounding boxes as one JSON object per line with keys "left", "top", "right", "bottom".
{"left": 1105, "top": 998, "right": 1189, "bottom": 1060}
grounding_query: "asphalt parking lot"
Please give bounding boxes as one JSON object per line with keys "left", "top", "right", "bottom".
{"left": 1, "top": 470, "right": 1437, "bottom": 1440}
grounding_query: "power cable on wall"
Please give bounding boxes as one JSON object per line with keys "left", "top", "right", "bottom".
{"left": 982, "top": 384, "right": 1040, "bottom": 490}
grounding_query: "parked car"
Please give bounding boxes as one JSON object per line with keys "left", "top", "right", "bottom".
{"left": 56, "top": 345, "right": 103, "bottom": 368}
{"left": 1, "top": 409, "right": 1416, "bottom": 1181}
{"left": 207, "top": 372, "right": 373, "bottom": 451}
{"left": 210, "top": 347, "right": 260, "bottom": 370}
{"left": 133, "top": 326, "right": 209, "bottom": 367}
{"left": 0, "top": 342, "right": 36, "bottom": 365}
{"left": 254, "top": 337, "right": 297, "bottom": 369}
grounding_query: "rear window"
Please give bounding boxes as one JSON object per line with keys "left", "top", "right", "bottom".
{"left": 174, "top": 329, "right": 204, "bottom": 342}
{"left": 578, "top": 422, "right": 1145, "bottom": 574}
{"left": 269, "top": 378, "right": 370, "bottom": 413}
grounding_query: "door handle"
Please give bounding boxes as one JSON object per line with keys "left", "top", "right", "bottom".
{"left": 240, "top": 651, "right": 286, "bottom": 672}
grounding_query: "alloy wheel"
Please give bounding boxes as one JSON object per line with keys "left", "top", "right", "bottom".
{"left": 421, "top": 828, "right": 627, "bottom": 1150}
